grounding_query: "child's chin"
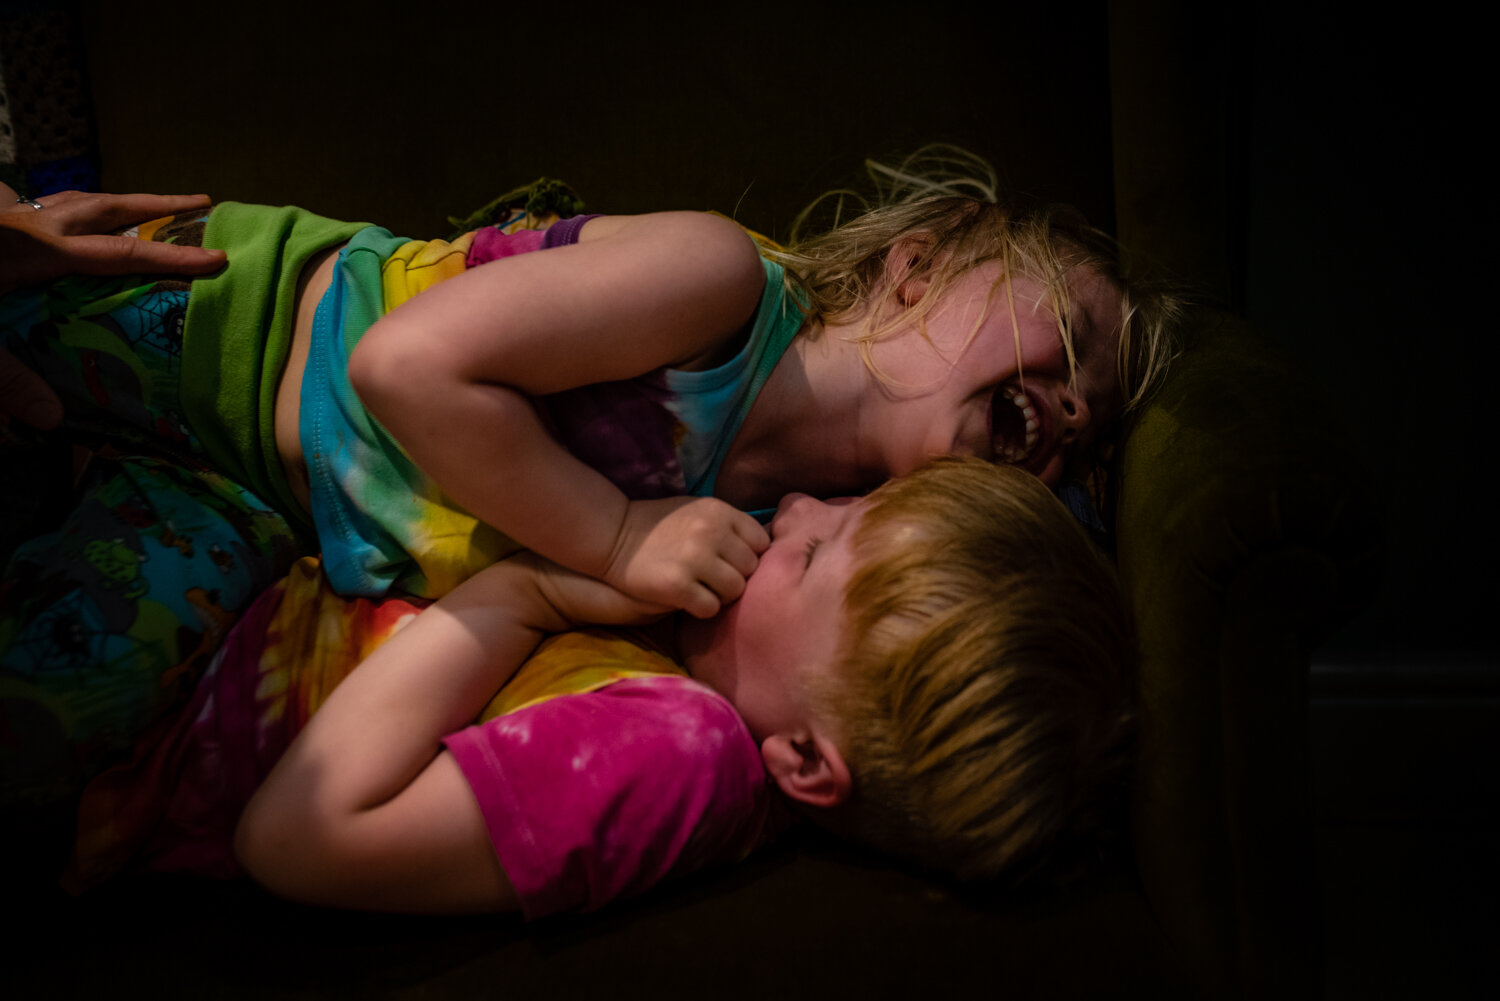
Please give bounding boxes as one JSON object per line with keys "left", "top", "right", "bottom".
{"left": 1017, "top": 451, "right": 1064, "bottom": 487}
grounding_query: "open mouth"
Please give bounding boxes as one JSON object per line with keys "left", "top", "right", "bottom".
{"left": 991, "top": 384, "right": 1040, "bottom": 464}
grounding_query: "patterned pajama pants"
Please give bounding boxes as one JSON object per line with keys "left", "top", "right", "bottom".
{"left": 1, "top": 210, "right": 303, "bottom": 811}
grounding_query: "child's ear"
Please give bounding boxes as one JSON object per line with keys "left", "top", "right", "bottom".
{"left": 886, "top": 234, "right": 935, "bottom": 307}
{"left": 761, "top": 731, "right": 852, "bottom": 809}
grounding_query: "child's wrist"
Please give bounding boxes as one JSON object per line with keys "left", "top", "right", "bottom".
{"left": 596, "top": 499, "right": 639, "bottom": 591}
{"left": 458, "top": 557, "right": 565, "bottom": 635}
{"left": 503, "top": 554, "right": 577, "bottom": 633}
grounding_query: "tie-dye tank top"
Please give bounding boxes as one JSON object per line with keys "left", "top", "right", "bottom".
{"left": 300, "top": 215, "right": 806, "bottom": 598}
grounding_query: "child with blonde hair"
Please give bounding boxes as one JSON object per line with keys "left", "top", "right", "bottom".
{"left": 347, "top": 147, "right": 1176, "bottom": 613}
{"left": 2, "top": 150, "right": 1171, "bottom": 811}
{"left": 64, "top": 458, "right": 1135, "bottom": 913}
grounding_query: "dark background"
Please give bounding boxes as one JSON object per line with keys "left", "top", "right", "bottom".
{"left": 3, "top": 0, "right": 1494, "bottom": 996}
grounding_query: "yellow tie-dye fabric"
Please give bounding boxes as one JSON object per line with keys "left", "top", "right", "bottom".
{"left": 380, "top": 231, "right": 476, "bottom": 310}
{"left": 255, "top": 559, "right": 683, "bottom": 727}
{"left": 478, "top": 629, "right": 686, "bottom": 721}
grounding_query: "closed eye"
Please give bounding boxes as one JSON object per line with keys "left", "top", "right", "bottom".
{"left": 803, "top": 538, "right": 821, "bottom": 570}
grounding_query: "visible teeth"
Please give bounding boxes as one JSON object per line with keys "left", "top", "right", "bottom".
{"left": 996, "top": 384, "right": 1041, "bottom": 461}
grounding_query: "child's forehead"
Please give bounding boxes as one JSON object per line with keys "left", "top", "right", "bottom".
{"left": 971, "top": 260, "right": 1120, "bottom": 341}
{"left": 1068, "top": 266, "right": 1125, "bottom": 345}
{"left": 848, "top": 503, "right": 925, "bottom": 563}
{"left": 1006, "top": 260, "right": 1121, "bottom": 344}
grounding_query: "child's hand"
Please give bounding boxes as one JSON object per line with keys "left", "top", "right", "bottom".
{"left": 517, "top": 552, "right": 672, "bottom": 629}
{"left": 604, "top": 497, "right": 769, "bottom": 619}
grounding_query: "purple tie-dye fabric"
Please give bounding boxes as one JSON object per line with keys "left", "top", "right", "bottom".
{"left": 538, "top": 375, "right": 686, "bottom": 499}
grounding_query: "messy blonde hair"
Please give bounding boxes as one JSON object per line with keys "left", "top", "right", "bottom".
{"left": 817, "top": 456, "right": 1137, "bottom": 883}
{"left": 764, "top": 145, "right": 1180, "bottom": 414}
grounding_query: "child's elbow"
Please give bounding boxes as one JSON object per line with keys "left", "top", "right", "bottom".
{"left": 234, "top": 792, "right": 333, "bottom": 903}
{"left": 689, "top": 212, "right": 766, "bottom": 312}
{"left": 234, "top": 794, "right": 293, "bottom": 895}
{"left": 347, "top": 323, "right": 392, "bottom": 410}
{"left": 348, "top": 317, "right": 429, "bottom": 418}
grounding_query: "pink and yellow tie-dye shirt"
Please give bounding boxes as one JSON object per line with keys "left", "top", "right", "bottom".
{"left": 67, "top": 557, "right": 780, "bottom": 918}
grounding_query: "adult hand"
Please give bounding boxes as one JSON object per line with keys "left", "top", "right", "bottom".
{"left": 1, "top": 187, "right": 227, "bottom": 297}
{"left": 1, "top": 186, "right": 229, "bottom": 429}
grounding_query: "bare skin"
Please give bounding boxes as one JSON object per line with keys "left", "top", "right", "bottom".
{"left": 270, "top": 216, "right": 744, "bottom": 517}
{"left": 273, "top": 244, "right": 342, "bottom": 513}
{"left": 236, "top": 493, "right": 858, "bottom": 914}
{"left": 19, "top": 199, "right": 1118, "bottom": 621}
{"left": 349, "top": 211, "right": 1123, "bottom": 617}
{"left": 0, "top": 184, "right": 227, "bottom": 430}
{"left": 0, "top": 182, "right": 337, "bottom": 518}
{"left": 348, "top": 212, "right": 773, "bottom": 619}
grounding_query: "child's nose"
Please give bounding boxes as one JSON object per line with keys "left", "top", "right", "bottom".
{"left": 771, "top": 492, "right": 815, "bottom": 529}
{"left": 1056, "top": 386, "right": 1091, "bottom": 442}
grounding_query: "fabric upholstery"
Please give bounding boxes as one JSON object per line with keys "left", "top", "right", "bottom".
{"left": 1115, "top": 308, "right": 1381, "bottom": 996}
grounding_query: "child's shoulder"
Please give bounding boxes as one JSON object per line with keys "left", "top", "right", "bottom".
{"left": 577, "top": 210, "right": 764, "bottom": 262}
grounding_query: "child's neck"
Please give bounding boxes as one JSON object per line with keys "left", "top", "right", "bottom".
{"left": 712, "top": 319, "right": 882, "bottom": 509}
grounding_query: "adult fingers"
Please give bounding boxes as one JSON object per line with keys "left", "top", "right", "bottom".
{"left": 47, "top": 191, "right": 213, "bottom": 234}
{"left": 61, "top": 234, "right": 226, "bottom": 278}
{"left": 0, "top": 345, "right": 63, "bottom": 430}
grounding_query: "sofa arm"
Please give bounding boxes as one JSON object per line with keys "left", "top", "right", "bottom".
{"left": 1112, "top": 309, "right": 1381, "bottom": 999}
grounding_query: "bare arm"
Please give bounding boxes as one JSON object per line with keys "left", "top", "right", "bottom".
{"left": 234, "top": 553, "right": 655, "bottom": 913}
{"left": 349, "top": 211, "right": 771, "bottom": 616}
